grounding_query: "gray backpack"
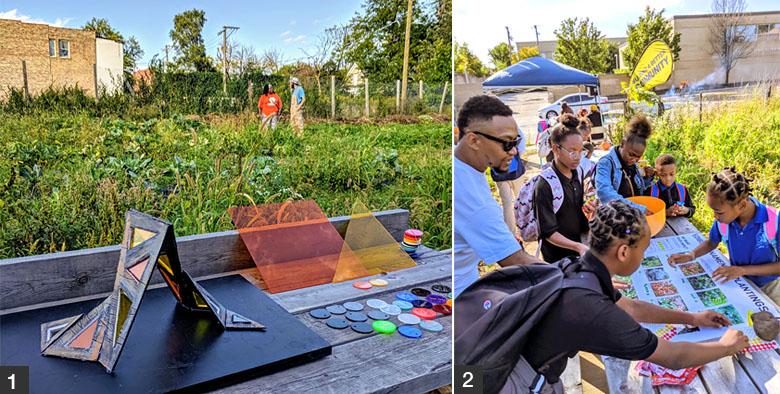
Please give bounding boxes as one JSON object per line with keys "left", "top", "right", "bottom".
{"left": 454, "top": 258, "right": 602, "bottom": 393}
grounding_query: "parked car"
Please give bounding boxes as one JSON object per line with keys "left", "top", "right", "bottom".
{"left": 537, "top": 93, "right": 608, "bottom": 120}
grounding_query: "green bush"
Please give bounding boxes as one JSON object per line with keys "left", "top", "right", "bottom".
{"left": 645, "top": 96, "right": 780, "bottom": 233}
{"left": 0, "top": 114, "right": 451, "bottom": 258}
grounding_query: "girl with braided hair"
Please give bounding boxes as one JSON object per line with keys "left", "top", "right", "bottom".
{"left": 669, "top": 167, "right": 780, "bottom": 303}
{"left": 594, "top": 114, "right": 657, "bottom": 213}
{"left": 520, "top": 200, "right": 748, "bottom": 386}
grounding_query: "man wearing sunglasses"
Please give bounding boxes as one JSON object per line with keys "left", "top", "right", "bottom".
{"left": 453, "top": 95, "right": 543, "bottom": 298}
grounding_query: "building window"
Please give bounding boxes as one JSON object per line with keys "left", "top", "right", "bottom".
{"left": 49, "top": 39, "right": 56, "bottom": 57}
{"left": 58, "top": 39, "right": 70, "bottom": 58}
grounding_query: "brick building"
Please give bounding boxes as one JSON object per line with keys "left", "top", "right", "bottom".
{"left": 0, "top": 18, "right": 123, "bottom": 99}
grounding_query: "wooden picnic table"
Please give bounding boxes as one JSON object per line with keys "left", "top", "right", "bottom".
{"left": 0, "top": 209, "right": 452, "bottom": 394}
{"left": 602, "top": 216, "right": 780, "bottom": 394}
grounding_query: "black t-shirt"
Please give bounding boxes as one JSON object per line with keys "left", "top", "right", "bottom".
{"left": 644, "top": 181, "right": 696, "bottom": 218}
{"left": 588, "top": 111, "right": 603, "bottom": 127}
{"left": 534, "top": 164, "right": 587, "bottom": 263}
{"left": 521, "top": 252, "right": 659, "bottom": 383}
{"left": 616, "top": 146, "right": 640, "bottom": 198}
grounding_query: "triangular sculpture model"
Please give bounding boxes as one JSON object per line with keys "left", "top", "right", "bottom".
{"left": 40, "top": 210, "right": 264, "bottom": 373}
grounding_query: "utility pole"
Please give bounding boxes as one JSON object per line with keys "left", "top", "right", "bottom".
{"left": 533, "top": 25, "right": 540, "bottom": 51}
{"left": 505, "top": 26, "right": 513, "bottom": 49}
{"left": 163, "top": 45, "right": 170, "bottom": 72}
{"left": 400, "top": 0, "right": 413, "bottom": 113}
{"left": 218, "top": 25, "right": 239, "bottom": 94}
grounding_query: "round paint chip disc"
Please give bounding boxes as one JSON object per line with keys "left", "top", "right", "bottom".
{"left": 412, "top": 307, "right": 436, "bottom": 320}
{"left": 353, "top": 281, "right": 373, "bottom": 290}
{"left": 345, "top": 311, "right": 368, "bottom": 322}
{"left": 309, "top": 308, "right": 331, "bottom": 319}
{"left": 405, "top": 229, "right": 423, "bottom": 238}
{"left": 448, "top": 292, "right": 453, "bottom": 299}
{"left": 380, "top": 304, "right": 402, "bottom": 316}
{"left": 343, "top": 301, "right": 364, "bottom": 311}
{"left": 367, "top": 310, "right": 390, "bottom": 320}
{"left": 326, "top": 317, "right": 349, "bottom": 329}
{"left": 393, "top": 300, "right": 414, "bottom": 311}
{"left": 325, "top": 305, "right": 347, "bottom": 315}
{"left": 426, "top": 294, "right": 447, "bottom": 305}
{"left": 398, "top": 325, "right": 423, "bottom": 339}
{"left": 369, "top": 278, "right": 388, "bottom": 287}
{"left": 351, "top": 322, "right": 373, "bottom": 334}
{"left": 432, "top": 284, "right": 451, "bottom": 294}
{"left": 412, "top": 300, "right": 433, "bottom": 309}
{"left": 366, "top": 299, "right": 387, "bottom": 309}
{"left": 395, "top": 292, "right": 418, "bottom": 303}
{"left": 411, "top": 288, "right": 431, "bottom": 297}
{"left": 419, "top": 320, "right": 444, "bottom": 332}
{"left": 446, "top": 299, "right": 452, "bottom": 307}
{"left": 433, "top": 304, "right": 452, "bottom": 316}
{"left": 373, "top": 320, "right": 397, "bottom": 334}
{"left": 397, "top": 313, "right": 421, "bottom": 325}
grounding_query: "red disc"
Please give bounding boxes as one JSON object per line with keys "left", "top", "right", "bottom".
{"left": 433, "top": 304, "right": 452, "bottom": 316}
{"left": 412, "top": 307, "right": 436, "bottom": 320}
{"left": 352, "top": 281, "right": 373, "bottom": 290}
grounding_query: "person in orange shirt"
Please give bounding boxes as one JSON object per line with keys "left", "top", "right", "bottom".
{"left": 258, "top": 84, "right": 283, "bottom": 130}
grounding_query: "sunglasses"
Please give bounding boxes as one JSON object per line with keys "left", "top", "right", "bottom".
{"left": 471, "top": 131, "right": 521, "bottom": 152}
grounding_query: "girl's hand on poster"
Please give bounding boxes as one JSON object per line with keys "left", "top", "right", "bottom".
{"left": 611, "top": 277, "right": 630, "bottom": 290}
{"left": 576, "top": 243, "right": 590, "bottom": 257}
{"left": 668, "top": 251, "right": 695, "bottom": 266}
{"left": 690, "top": 310, "right": 731, "bottom": 328}
{"left": 719, "top": 328, "right": 750, "bottom": 353}
{"left": 712, "top": 266, "right": 746, "bottom": 284}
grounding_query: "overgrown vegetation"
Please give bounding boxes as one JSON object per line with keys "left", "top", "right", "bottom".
{"left": 645, "top": 96, "right": 780, "bottom": 233}
{"left": 0, "top": 114, "right": 451, "bottom": 258}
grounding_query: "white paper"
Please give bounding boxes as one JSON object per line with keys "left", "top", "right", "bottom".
{"left": 619, "top": 233, "right": 780, "bottom": 343}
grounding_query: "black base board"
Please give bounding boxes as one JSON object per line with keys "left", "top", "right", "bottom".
{"left": 0, "top": 275, "right": 331, "bottom": 393}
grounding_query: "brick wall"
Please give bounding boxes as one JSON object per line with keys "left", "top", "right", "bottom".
{"left": 0, "top": 19, "right": 97, "bottom": 98}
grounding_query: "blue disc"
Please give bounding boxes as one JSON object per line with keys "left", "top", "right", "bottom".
{"left": 393, "top": 300, "right": 414, "bottom": 311}
{"left": 396, "top": 292, "right": 418, "bottom": 303}
{"left": 398, "top": 325, "right": 423, "bottom": 339}
{"left": 412, "top": 300, "right": 433, "bottom": 309}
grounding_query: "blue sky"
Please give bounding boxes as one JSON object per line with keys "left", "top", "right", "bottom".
{"left": 0, "top": 0, "right": 363, "bottom": 68}
{"left": 454, "top": 0, "right": 780, "bottom": 66}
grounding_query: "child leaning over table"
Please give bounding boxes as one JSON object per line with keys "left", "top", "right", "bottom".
{"left": 669, "top": 168, "right": 780, "bottom": 304}
{"left": 644, "top": 154, "right": 695, "bottom": 218}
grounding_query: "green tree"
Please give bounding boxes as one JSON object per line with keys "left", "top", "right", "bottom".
{"left": 344, "top": 0, "right": 450, "bottom": 83}
{"left": 83, "top": 18, "right": 145, "bottom": 88}
{"left": 454, "top": 42, "right": 487, "bottom": 82}
{"left": 169, "top": 9, "right": 214, "bottom": 72}
{"left": 623, "top": 7, "right": 681, "bottom": 72}
{"left": 553, "top": 18, "right": 613, "bottom": 74}
{"left": 511, "top": 46, "right": 540, "bottom": 63}
{"left": 488, "top": 42, "right": 513, "bottom": 70}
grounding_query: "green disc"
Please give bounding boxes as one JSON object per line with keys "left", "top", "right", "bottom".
{"left": 372, "top": 320, "right": 397, "bottom": 334}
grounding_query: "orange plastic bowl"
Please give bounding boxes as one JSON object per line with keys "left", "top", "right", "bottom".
{"left": 627, "top": 196, "right": 666, "bottom": 236}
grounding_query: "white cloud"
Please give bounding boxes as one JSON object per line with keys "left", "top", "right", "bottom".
{"left": 280, "top": 30, "right": 291, "bottom": 38}
{"left": 0, "top": 9, "right": 71, "bottom": 27}
{"left": 284, "top": 34, "right": 306, "bottom": 43}
{"left": 454, "top": 0, "right": 687, "bottom": 66}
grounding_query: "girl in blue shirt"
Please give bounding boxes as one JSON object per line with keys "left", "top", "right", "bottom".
{"left": 669, "top": 168, "right": 780, "bottom": 303}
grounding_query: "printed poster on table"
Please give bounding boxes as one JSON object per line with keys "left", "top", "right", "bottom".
{"left": 617, "top": 233, "right": 780, "bottom": 344}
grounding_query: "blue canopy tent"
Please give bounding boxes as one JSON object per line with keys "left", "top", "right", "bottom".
{"left": 482, "top": 56, "right": 599, "bottom": 90}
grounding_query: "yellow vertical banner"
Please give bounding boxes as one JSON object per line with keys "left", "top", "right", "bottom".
{"left": 629, "top": 40, "right": 673, "bottom": 90}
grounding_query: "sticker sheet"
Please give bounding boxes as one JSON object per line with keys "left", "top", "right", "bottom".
{"left": 618, "top": 233, "right": 780, "bottom": 344}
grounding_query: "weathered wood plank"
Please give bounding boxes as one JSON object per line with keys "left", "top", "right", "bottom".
{"left": 657, "top": 374, "right": 708, "bottom": 394}
{"left": 269, "top": 251, "right": 451, "bottom": 314}
{"left": 0, "top": 209, "right": 411, "bottom": 310}
{"left": 602, "top": 356, "right": 655, "bottom": 394}
{"left": 695, "top": 356, "right": 760, "bottom": 394}
{"left": 561, "top": 354, "right": 583, "bottom": 394}
{"left": 208, "top": 309, "right": 452, "bottom": 394}
{"left": 735, "top": 351, "right": 780, "bottom": 394}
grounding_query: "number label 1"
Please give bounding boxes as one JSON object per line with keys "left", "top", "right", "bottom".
{"left": 0, "top": 366, "right": 28, "bottom": 394}
{"left": 454, "top": 365, "right": 483, "bottom": 393}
